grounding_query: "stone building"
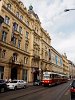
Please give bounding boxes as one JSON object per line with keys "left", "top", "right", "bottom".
{"left": 0, "top": 0, "right": 51, "bottom": 82}
{"left": 49, "top": 46, "right": 63, "bottom": 74}
{"left": 62, "top": 53, "right": 69, "bottom": 77}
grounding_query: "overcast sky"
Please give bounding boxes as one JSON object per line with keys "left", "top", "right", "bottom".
{"left": 21, "top": 0, "right": 75, "bottom": 63}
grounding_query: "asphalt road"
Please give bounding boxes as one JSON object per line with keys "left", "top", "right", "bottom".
{"left": 0, "top": 81, "right": 73, "bottom": 100}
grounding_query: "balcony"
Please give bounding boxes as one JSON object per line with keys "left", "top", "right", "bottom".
{"left": 13, "top": 30, "right": 22, "bottom": 39}
{"left": 33, "top": 54, "right": 40, "bottom": 60}
{"left": 2, "top": 23, "right": 10, "bottom": 33}
{"left": 9, "top": 56, "right": 23, "bottom": 65}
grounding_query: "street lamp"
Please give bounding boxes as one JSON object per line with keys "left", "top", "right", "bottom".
{"left": 64, "top": 9, "right": 75, "bottom": 12}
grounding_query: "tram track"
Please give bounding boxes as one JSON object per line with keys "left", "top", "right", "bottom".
{"left": 10, "top": 86, "right": 50, "bottom": 100}
{"left": 0, "top": 86, "right": 49, "bottom": 100}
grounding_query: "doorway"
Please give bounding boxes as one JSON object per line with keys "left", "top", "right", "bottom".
{"left": 11, "top": 67, "right": 17, "bottom": 80}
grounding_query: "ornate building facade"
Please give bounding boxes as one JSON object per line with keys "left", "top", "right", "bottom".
{"left": 0, "top": 0, "right": 51, "bottom": 82}
{"left": 0, "top": 0, "right": 74, "bottom": 82}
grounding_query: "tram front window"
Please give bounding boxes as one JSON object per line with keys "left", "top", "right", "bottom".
{"left": 43, "top": 75, "right": 50, "bottom": 80}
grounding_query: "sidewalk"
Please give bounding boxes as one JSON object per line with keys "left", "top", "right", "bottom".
{"left": 27, "top": 82, "right": 33, "bottom": 87}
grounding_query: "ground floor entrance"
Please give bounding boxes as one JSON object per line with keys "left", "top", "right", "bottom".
{"left": 33, "top": 68, "right": 39, "bottom": 82}
{"left": 0, "top": 66, "right": 4, "bottom": 79}
{"left": 11, "top": 67, "right": 17, "bottom": 80}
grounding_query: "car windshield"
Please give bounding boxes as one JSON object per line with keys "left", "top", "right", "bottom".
{"left": 10, "top": 81, "right": 17, "bottom": 83}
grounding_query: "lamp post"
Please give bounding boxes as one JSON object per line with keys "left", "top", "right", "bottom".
{"left": 64, "top": 9, "right": 75, "bottom": 12}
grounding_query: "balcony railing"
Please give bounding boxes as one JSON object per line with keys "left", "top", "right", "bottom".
{"left": 2, "top": 23, "right": 10, "bottom": 32}
{"left": 9, "top": 56, "right": 23, "bottom": 65}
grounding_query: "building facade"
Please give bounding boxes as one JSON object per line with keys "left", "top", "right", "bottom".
{"left": 0, "top": 0, "right": 51, "bottom": 82}
{"left": 49, "top": 46, "right": 63, "bottom": 74}
{"left": 62, "top": 53, "right": 69, "bottom": 77}
{"left": 68, "top": 60, "right": 75, "bottom": 78}
{"left": 0, "top": 0, "right": 74, "bottom": 82}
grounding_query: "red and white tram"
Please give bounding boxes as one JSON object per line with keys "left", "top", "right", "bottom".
{"left": 42, "top": 72, "right": 68, "bottom": 86}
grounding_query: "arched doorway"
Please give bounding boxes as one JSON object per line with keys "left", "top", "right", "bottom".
{"left": 11, "top": 67, "right": 17, "bottom": 80}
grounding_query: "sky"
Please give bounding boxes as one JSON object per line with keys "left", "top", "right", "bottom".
{"left": 20, "top": 0, "right": 75, "bottom": 63}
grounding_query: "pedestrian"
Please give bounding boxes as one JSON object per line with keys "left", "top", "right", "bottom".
{"left": 5, "top": 77, "right": 8, "bottom": 82}
{"left": 9, "top": 78, "right": 11, "bottom": 82}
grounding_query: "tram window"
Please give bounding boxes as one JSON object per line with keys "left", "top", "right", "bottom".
{"left": 52, "top": 74, "right": 54, "bottom": 79}
{"left": 43, "top": 75, "right": 50, "bottom": 79}
{"left": 50, "top": 74, "right": 52, "bottom": 78}
{"left": 50, "top": 74, "right": 53, "bottom": 78}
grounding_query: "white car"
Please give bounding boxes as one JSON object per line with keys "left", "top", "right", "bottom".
{"left": 7, "top": 80, "right": 27, "bottom": 90}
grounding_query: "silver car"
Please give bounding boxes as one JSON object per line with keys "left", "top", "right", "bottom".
{"left": 7, "top": 80, "right": 27, "bottom": 90}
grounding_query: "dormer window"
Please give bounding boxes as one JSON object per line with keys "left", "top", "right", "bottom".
{"left": 7, "top": 3, "right": 11, "bottom": 10}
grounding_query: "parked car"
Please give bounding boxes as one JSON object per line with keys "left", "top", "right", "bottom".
{"left": 33, "top": 80, "right": 42, "bottom": 86}
{"left": 0, "top": 79, "right": 7, "bottom": 93}
{"left": 7, "top": 80, "right": 27, "bottom": 90}
{"left": 70, "top": 80, "right": 75, "bottom": 98}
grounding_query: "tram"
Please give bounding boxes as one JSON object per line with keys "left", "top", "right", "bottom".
{"left": 42, "top": 72, "right": 68, "bottom": 86}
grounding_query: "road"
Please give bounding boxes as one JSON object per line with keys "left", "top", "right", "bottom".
{"left": 0, "top": 81, "right": 73, "bottom": 100}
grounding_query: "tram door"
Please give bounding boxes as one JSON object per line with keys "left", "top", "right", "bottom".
{"left": 11, "top": 67, "right": 17, "bottom": 80}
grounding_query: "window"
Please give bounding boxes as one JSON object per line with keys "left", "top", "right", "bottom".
{"left": 2, "top": 50, "right": 6, "bottom": 58}
{"left": 49, "top": 49, "right": 51, "bottom": 60}
{"left": 24, "top": 57, "right": 26, "bottom": 64}
{"left": 2, "top": 31, "right": 7, "bottom": 42}
{"left": 25, "top": 43, "right": 28, "bottom": 52}
{"left": 11, "top": 36, "right": 16, "bottom": 45}
{"left": 55, "top": 56, "right": 58, "bottom": 65}
{"left": 19, "top": 26, "right": 22, "bottom": 34}
{"left": 4, "top": 16, "right": 10, "bottom": 25}
{"left": 20, "top": 15, "right": 23, "bottom": 20}
{"left": 24, "top": 57, "right": 28, "bottom": 64}
{"left": 60, "top": 59, "right": 62, "bottom": 66}
{"left": 0, "top": 49, "right": 6, "bottom": 58}
{"left": 13, "top": 37, "right": 16, "bottom": 45}
{"left": 26, "top": 20, "right": 29, "bottom": 26}
{"left": 22, "top": 69, "right": 27, "bottom": 81}
{"left": 26, "top": 31, "right": 29, "bottom": 39}
{"left": 13, "top": 54, "right": 17, "bottom": 62}
{"left": 16, "top": 12, "right": 19, "bottom": 18}
{"left": 18, "top": 40, "right": 20, "bottom": 48}
{"left": 7, "top": 3, "right": 11, "bottom": 10}
{"left": 13, "top": 22, "right": 18, "bottom": 31}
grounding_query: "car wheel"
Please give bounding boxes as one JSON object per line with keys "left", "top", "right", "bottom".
{"left": 14, "top": 86, "right": 17, "bottom": 90}
{"left": 0, "top": 88, "right": 5, "bottom": 93}
{"left": 23, "top": 85, "right": 26, "bottom": 89}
